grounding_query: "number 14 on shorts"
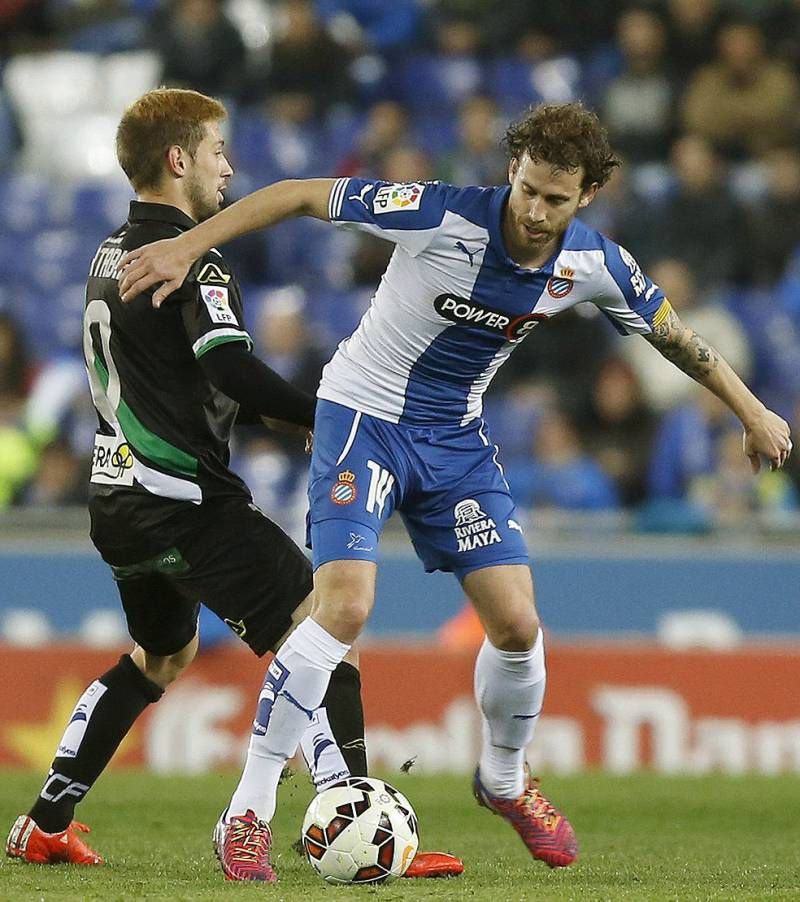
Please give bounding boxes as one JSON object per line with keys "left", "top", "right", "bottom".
{"left": 366, "top": 461, "right": 394, "bottom": 518}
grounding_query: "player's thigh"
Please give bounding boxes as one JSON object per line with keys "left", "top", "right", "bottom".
{"left": 307, "top": 400, "right": 404, "bottom": 570}
{"left": 311, "top": 559, "right": 377, "bottom": 643}
{"left": 462, "top": 563, "right": 539, "bottom": 650}
{"left": 173, "top": 497, "right": 314, "bottom": 657}
{"left": 116, "top": 573, "right": 200, "bottom": 657}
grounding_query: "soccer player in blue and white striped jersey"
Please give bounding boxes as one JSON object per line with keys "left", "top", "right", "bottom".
{"left": 119, "top": 102, "right": 791, "bottom": 869}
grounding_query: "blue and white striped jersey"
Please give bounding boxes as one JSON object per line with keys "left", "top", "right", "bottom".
{"left": 318, "top": 178, "right": 667, "bottom": 426}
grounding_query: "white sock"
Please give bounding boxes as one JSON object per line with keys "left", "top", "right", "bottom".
{"left": 474, "top": 630, "right": 546, "bottom": 799}
{"left": 299, "top": 707, "right": 351, "bottom": 791}
{"left": 228, "top": 617, "right": 350, "bottom": 822}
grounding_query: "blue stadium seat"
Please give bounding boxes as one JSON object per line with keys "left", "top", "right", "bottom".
{"left": 413, "top": 112, "right": 459, "bottom": 158}
{"left": 325, "top": 108, "right": 368, "bottom": 170}
{"left": 29, "top": 229, "right": 100, "bottom": 293}
{"left": 481, "top": 396, "right": 540, "bottom": 460}
{"left": 232, "top": 112, "right": 326, "bottom": 182}
{"left": 393, "top": 55, "right": 485, "bottom": 113}
{"left": 487, "top": 55, "right": 583, "bottom": 118}
{"left": 69, "top": 182, "right": 132, "bottom": 235}
{"left": 263, "top": 217, "right": 336, "bottom": 287}
{"left": 306, "top": 287, "right": 372, "bottom": 352}
{"left": 0, "top": 174, "right": 60, "bottom": 233}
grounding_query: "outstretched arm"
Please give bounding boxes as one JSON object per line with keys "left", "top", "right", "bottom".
{"left": 644, "top": 305, "right": 792, "bottom": 472}
{"left": 118, "top": 178, "right": 335, "bottom": 306}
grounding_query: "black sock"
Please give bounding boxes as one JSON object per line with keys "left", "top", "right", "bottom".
{"left": 321, "top": 661, "right": 367, "bottom": 777}
{"left": 28, "top": 654, "right": 163, "bottom": 833}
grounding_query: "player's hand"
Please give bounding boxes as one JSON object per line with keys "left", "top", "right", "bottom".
{"left": 743, "top": 409, "right": 792, "bottom": 473}
{"left": 117, "top": 236, "right": 194, "bottom": 307}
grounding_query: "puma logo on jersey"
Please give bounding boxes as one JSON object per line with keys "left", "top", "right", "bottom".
{"left": 348, "top": 184, "right": 374, "bottom": 210}
{"left": 454, "top": 241, "right": 485, "bottom": 267}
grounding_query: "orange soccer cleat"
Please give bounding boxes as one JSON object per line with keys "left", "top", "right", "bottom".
{"left": 473, "top": 768, "right": 578, "bottom": 868}
{"left": 5, "top": 815, "right": 104, "bottom": 865}
{"left": 212, "top": 808, "right": 277, "bottom": 882}
{"left": 402, "top": 850, "right": 465, "bottom": 878}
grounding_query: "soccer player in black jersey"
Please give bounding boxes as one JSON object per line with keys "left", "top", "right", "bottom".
{"left": 5, "top": 88, "right": 460, "bottom": 881}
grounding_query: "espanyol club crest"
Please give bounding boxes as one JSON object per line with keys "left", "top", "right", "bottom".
{"left": 330, "top": 469, "right": 357, "bottom": 505}
{"left": 546, "top": 275, "right": 574, "bottom": 299}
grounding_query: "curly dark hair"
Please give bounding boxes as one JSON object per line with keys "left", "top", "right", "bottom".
{"left": 504, "top": 102, "right": 620, "bottom": 189}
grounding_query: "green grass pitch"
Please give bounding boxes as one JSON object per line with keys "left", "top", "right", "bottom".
{"left": 1, "top": 770, "right": 799, "bottom": 900}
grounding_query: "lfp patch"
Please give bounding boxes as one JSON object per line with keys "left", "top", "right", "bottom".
{"left": 546, "top": 276, "right": 573, "bottom": 299}
{"left": 200, "top": 285, "right": 237, "bottom": 325}
{"left": 374, "top": 183, "right": 425, "bottom": 214}
{"left": 330, "top": 469, "right": 357, "bottom": 505}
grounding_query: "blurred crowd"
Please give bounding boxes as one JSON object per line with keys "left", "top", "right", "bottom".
{"left": 2, "top": 0, "right": 800, "bottom": 536}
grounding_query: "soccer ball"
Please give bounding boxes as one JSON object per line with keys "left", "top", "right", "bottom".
{"left": 301, "top": 777, "right": 419, "bottom": 884}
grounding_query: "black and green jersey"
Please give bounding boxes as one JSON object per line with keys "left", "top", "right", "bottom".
{"left": 84, "top": 201, "right": 252, "bottom": 505}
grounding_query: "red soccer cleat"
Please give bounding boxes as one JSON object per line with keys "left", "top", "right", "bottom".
{"left": 402, "top": 850, "right": 465, "bottom": 878}
{"left": 5, "top": 815, "right": 103, "bottom": 865}
{"left": 473, "top": 768, "right": 578, "bottom": 868}
{"left": 212, "top": 808, "right": 277, "bottom": 882}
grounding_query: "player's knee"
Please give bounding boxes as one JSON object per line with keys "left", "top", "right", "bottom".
{"left": 314, "top": 595, "right": 371, "bottom": 642}
{"left": 133, "top": 633, "right": 198, "bottom": 688}
{"left": 489, "top": 609, "right": 539, "bottom": 652}
{"left": 332, "top": 597, "right": 371, "bottom": 633}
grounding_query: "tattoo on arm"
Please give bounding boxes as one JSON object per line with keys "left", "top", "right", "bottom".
{"left": 644, "top": 308, "right": 720, "bottom": 381}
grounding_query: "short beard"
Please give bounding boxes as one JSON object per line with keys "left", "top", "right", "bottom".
{"left": 185, "top": 173, "right": 220, "bottom": 223}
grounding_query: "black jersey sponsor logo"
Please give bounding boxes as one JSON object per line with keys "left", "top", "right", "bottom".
{"left": 91, "top": 435, "right": 134, "bottom": 484}
{"left": 197, "top": 262, "right": 231, "bottom": 284}
{"left": 433, "top": 294, "right": 548, "bottom": 342}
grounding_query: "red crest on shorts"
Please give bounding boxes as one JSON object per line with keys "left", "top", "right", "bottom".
{"left": 330, "top": 470, "right": 357, "bottom": 505}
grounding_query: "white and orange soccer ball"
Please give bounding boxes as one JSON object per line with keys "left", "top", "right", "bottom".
{"left": 301, "top": 777, "right": 419, "bottom": 884}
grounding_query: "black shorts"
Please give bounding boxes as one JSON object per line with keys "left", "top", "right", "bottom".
{"left": 89, "top": 493, "right": 313, "bottom": 657}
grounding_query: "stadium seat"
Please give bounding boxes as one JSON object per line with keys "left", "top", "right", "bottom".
{"left": 232, "top": 113, "right": 325, "bottom": 182}
{"left": 263, "top": 217, "right": 335, "bottom": 287}
{"left": 481, "top": 396, "right": 540, "bottom": 460}
{"left": 100, "top": 51, "right": 160, "bottom": 115}
{"left": 413, "top": 112, "right": 459, "bottom": 158}
{"left": 393, "top": 55, "right": 485, "bottom": 113}
{"left": 15, "top": 109, "right": 123, "bottom": 178}
{"left": 307, "top": 288, "right": 372, "bottom": 352}
{"left": 69, "top": 182, "right": 133, "bottom": 236}
{"left": 30, "top": 230, "right": 101, "bottom": 291}
{"left": 487, "top": 55, "right": 583, "bottom": 117}
{"left": 0, "top": 174, "right": 62, "bottom": 233}
{"left": 4, "top": 52, "right": 100, "bottom": 117}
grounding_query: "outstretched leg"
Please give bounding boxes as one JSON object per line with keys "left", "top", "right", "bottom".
{"left": 6, "top": 635, "right": 196, "bottom": 865}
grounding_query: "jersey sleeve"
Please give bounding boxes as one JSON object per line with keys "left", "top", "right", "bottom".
{"left": 591, "top": 238, "right": 671, "bottom": 335}
{"left": 178, "top": 255, "right": 253, "bottom": 359}
{"left": 327, "top": 177, "right": 451, "bottom": 256}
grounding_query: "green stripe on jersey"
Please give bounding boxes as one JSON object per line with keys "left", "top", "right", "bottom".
{"left": 195, "top": 332, "right": 252, "bottom": 359}
{"left": 93, "top": 357, "right": 198, "bottom": 478}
